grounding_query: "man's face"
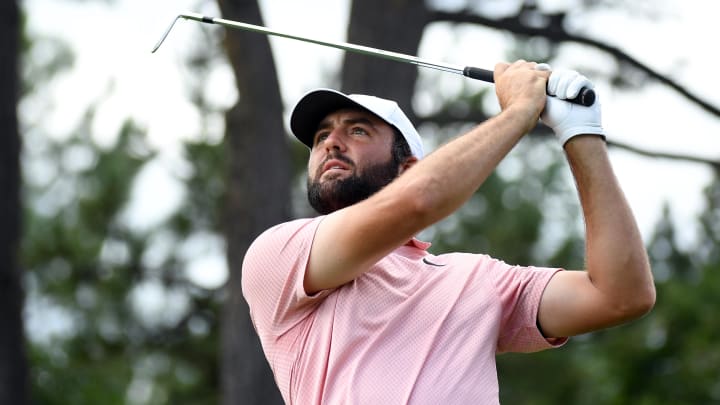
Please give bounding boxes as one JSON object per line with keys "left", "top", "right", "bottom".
{"left": 306, "top": 108, "right": 402, "bottom": 215}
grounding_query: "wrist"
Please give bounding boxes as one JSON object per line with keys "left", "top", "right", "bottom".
{"left": 500, "top": 103, "right": 541, "bottom": 132}
{"left": 559, "top": 130, "right": 605, "bottom": 147}
{"left": 563, "top": 134, "right": 607, "bottom": 153}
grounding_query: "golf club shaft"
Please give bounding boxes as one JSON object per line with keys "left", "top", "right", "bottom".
{"left": 153, "top": 12, "right": 595, "bottom": 106}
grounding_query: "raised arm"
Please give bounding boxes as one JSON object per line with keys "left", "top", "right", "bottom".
{"left": 304, "top": 61, "right": 550, "bottom": 294}
{"left": 537, "top": 70, "right": 656, "bottom": 337}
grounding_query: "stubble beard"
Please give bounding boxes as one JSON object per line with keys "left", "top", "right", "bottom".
{"left": 307, "top": 155, "right": 400, "bottom": 215}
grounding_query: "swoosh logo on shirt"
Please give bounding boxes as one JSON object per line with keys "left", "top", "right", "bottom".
{"left": 422, "top": 257, "right": 446, "bottom": 267}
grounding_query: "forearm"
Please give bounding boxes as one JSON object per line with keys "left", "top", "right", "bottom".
{"left": 305, "top": 105, "right": 538, "bottom": 294}
{"left": 565, "top": 136, "right": 655, "bottom": 317}
{"left": 393, "top": 105, "right": 537, "bottom": 226}
{"left": 384, "top": 61, "right": 547, "bottom": 229}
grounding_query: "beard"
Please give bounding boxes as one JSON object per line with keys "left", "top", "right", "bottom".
{"left": 307, "top": 154, "right": 401, "bottom": 215}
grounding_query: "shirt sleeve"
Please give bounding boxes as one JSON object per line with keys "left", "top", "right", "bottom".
{"left": 490, "top": 259, "right": 568, "bottom": 353}
{"left": 241, "top": 217, "right": 332, "bottom": 339}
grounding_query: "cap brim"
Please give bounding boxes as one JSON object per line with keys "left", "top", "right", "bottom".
{"left": 290, "top": 89, "right": 371, "bottom": 148}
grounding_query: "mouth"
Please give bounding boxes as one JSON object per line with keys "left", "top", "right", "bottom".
{"left": 321, "top": 158, "right": 351, "bottom": 175}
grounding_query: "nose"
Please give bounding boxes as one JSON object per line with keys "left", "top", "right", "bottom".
{"left": 323, "top": 127, "right": 347, "bottom": 152}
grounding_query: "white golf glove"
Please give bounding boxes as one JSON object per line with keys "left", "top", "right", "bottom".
{"left": 536, "top": 64, "right": 605, "bottom": 147}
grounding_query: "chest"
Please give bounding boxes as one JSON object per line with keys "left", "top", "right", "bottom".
{"left": 330, "top": 253, "right": 502, "bottom": 336}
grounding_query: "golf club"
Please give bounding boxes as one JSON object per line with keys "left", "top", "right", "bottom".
{"left": 153, "top": 12, "right": 596, "bottom": 106}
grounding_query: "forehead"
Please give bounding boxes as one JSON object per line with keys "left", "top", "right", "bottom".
{"left": 318, "top": 108, "right": 388, "bottom": 128}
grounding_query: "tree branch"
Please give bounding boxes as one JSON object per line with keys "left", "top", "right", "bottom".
{"left": 430, "top": 10, "right": 720, "bottom": 118}
{"left": 418, "top": 110, "right": 719, "bottom": 169}
{"left": 606, "top": 139, "right": 720, "bottom": 170}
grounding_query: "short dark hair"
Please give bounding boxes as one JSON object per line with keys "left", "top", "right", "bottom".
{"left": 390, "top": 127, "right": 413, "bottom": 166}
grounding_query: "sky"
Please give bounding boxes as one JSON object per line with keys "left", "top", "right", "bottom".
{"left": 21, "top": 0, "right": 720, "bottom": 303}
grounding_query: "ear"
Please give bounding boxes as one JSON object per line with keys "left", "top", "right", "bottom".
{"left": 398, "top": 156, "right": 418, "bottom": 175}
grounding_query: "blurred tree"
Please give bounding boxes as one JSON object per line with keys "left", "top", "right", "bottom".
{"left": 16, "top": 0, "right": 285, "bottom": 403}
{"left": 16, "top": 0, "right": 720, "bottom": 404}
{"left": 342, "top": 0, "right": 430, "bottom": 116}
{"left": 0, "top": 0, "right": 29, "bottom": 404}
{"left": 499, "top": 173, "right": 720, "bottom": 405}
{"left": 23, "top": 112, "right": 225, "bottom": 404}
{"left": 216, "top": 0, "right": 288, "bottom": 404}
{"left": 612, "top": 174, "right": 720, "bottom": 404}
{"left": 20, "top": 28, "right": 223, "bottom": 405}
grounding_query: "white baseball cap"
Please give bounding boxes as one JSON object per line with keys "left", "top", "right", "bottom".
{"left": 290, "top": 88, "right": 424, "bottom": 159}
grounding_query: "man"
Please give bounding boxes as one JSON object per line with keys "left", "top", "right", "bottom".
{"left": 242, "top": 61, "right": 655, "bottom": 404}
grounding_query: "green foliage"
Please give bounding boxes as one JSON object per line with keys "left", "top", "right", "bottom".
{"left": 172, "top": 138, "right": 228, "bottom": 234}
{"left": 18, "top": 1, "right": 720, "bottom": 404}
{"left": 18, "top": 11, "right": 232, "bottom": 401}
{"left": 428, "top": 136, "right": 581, "bottom": 268}
{"left": 420, "top": 82, "right": 720, "bottom": 404}
{"left": 493, "top": 177, "right": 720, "bottom": 404}
{"left": 20, "top": 35, "right": 74, "bottom": 98}
{"left": 22, "top": 105, "right": 225, "bottom": 405}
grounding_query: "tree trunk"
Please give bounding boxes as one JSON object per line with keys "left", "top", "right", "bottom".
{"left": 217, "top": 0, "right": 289, "bottom": 404}
{"left": 341, "top": 0, "right": 431, "bottom": 121}
{"left": 0, "top": 0, "right": 29, "bottom": 404}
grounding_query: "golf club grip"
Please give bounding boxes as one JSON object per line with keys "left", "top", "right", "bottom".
{"left": 462, "top": 66, "right": 596, "bottom": 106}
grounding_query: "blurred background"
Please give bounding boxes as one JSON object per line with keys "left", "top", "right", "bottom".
{"left": 2, "top": 0, "right": 719, "bottom": 404}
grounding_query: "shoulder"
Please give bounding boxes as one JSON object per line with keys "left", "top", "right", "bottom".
{"left": 242, "top": 217, "right": 334, "bottom": 343}
{"left": 242, "top": 217, "right": 324, "bottom": 283}
{"left": 261, "top": 216, "right": 322, "bottom": 237}
{"left": 246, "top": 217, "right": 324, "bottom": 256}
{"left": 241, "top": 216, "right": 326, "bottom": 311}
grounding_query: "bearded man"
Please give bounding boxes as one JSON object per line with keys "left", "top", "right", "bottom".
{"left": 241, "top": 61, "right": 655, "bottom": 404}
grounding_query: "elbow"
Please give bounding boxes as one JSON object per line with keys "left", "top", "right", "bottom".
{"left": 607, "top": 288, "right": 655, "bottom": 326}
{"left": 639, "top": 279, "right": 657, "bottom": 314}
{"left": 592, "top": 247, "right": 656, "bottom": 324}
{"left": 631, "top": 260, "right": 657, "bottom": 317}
{"left": 614, "top": 266, "right": 656, "bottom": 321}
{"left": 628, "top": 285, "right": 656, "bottom": 319}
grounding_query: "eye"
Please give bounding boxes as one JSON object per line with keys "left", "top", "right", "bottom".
{"left": 350, "top": 127, "right": 368, "bottom": 136}
{"left": 313, "top": 131, "right": 330, "bottom": 145}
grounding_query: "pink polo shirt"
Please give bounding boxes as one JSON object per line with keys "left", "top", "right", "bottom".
{"left": 242, "top": 216, "right": 566, "bottom": 404}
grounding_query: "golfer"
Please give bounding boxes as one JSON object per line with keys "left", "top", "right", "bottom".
{"left": 242, "top": 60, "right": 655, "bottom": 404}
